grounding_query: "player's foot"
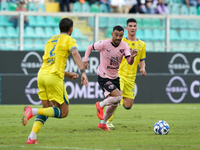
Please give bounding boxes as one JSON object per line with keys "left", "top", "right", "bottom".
{"left": 106, "top": 121, "right": 115, "bottom": 128}
{"left": 96, "top": 101, "right": 104, "bottom": 120}
{"left": 26, "top": 138, "right": 38, "bottom": 144}
{"left": 22, "top": 106, "right": 33, "bottom": 126}
{"left": 98, "top": 122, "right": 110, "bottom": 131}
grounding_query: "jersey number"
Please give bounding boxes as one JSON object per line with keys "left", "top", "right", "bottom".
{"left": 50, "top": 39, "right": 58, "bottom": 57}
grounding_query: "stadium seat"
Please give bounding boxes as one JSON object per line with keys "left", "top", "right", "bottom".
{"left": 124, "top": 30, "right": 128, "bottom": 37}
{"left": 24, "top": 40, "right": 34, "bottom": 51}
{"left": 34, "top": 40, "right": 44, "bottom": 51}
{"left": 178, "top": 42, "right": 188, "bottom": 52}
{"left": 0, "top": 15, "right": 13, "bottom": 26}
{"left": 170, "top": 4, "right": 179, "bottom": 15}
{"left": 54, "top": 27, "right": 60, "bottom": 35}
{"left": 189, "top": 6, "right": 197, "bottom": 15}
{"left": 106, "top": 28, "right": 112, "bottom": 38}
{"left": 179, "top": 29, "right": 188, "bottom": 40}
{"left": 5, "top": 40, "right": 18, "bottom": 51}
{"left": 170, "top": 19, "right": 179, "bottom": 28}
{"left": 99, "top": 4, "right": 109, "bottom": 13}
{"left": 180, "top": 5, "right": 189, "bottom": 15}
{"left": 45, "top": 16, "right": 57, "bottom": 27}
{"left": 188, "top": 19, "right": 198, "bottom": 29}
{"left": 37, "top": 3, "right": 46, "bottom": 12}
{"left": 153, "top": 29, "right": 165, "bottom": 41}
{"left": 99, "top": 17, "right": 107, "bottom": 28}
{"left": 9, "top": 2, "right": 17, "bottom": 11}
{"left": 35, "top": 27, "right": 46, "bottom": 38}
{"left": 6, "top": 26, "right": 18, "bottom": 38}
{"left": 154, "top": 41, "right": 165, "bottom": 52}
{"left": 44, "top": 27, "right": 54, "bottom": 38}
{"left": 72, "top": 1, "right": 81, "bottom": 12}
{"left": 187, "top": 42, "right": 195, "bottom": 52}
{"left": 24, "top": 26, "right": 35, "bottom": 38}
{"left": 152, "top": 18, "right": 161, "bottom": 28}
{"left": 54, "top": 16, "right": 62, "bottom": 24}
{"left": 197, "top": 30, "right": 200, "bottom": 41}
{"left": 81, "top": 2, "right": 90, "bottom": 12}
{"left": 188, "top": 30, "right": 198, "bottom": 41}
{"left": 135, "top": 18, "right": 142, "bottom": 27}
{"left": 117, "top": 18, "right": 126, "bottom": 28}
{"left": 27, "top": 16, "right": 37, "bottom": 27}
{"left": 170, "top": 29, "right": 180, "bottom": 41}
{"left": 170, "top": 42, "right": 179, "bottom": 52}
{"left": 0, "top": 27, "right": 6, "bottom": 38}
{"left": 179, "top": 19, "right": 187, "bottom": 29}
{"left": 108, "top": 17, "right": 117, "bottom": 28}
{"left": 80, "top": 40, "right": 90, "bottom": 51}
{"left": 142, "top": 18, "right": 152, "bottom": 28}
{"left": 28, "top": 2, "right": 37, "bottom": 11}
{"left": 0, "top": 2, "right": 9, "bottom": 11}
{"left": 143, "top": 29, "right": 153, "bottom": 41}
{"left": 136, "top": 29, "right": 144, "bottom": 40}
{"left": 198, "top": 6, "right": 200, "bottom": 15}
{"left": 145, "top": 41, "right": 154, "bottom": 52}
{"left": 35, "top": 16, "right": 46, "bottom": 27}
{"left": 90, "top": 3, "right": 100, "bottom": 12}
{"left": 71, "top": 28, "right": 87, "bottom": 39}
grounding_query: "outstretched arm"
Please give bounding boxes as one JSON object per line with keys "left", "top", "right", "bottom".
{"left": 64, "top": 72, "right": 79, "bottom": 80}
{"left": 71, "top": 48, "right": 88, "bottom": 87}
{"left": 83, "top": 44, "right": 93, "bottom": 70}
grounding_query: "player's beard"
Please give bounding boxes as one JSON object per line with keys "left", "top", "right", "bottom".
{"left": 113, "top": 39, "right": 121, "bottom": 46}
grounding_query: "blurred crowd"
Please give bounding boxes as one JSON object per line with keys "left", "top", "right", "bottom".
{"left": 1, "top": 0, "right": 200, "bottom": 14}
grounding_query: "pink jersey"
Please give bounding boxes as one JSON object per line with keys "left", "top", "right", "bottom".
{"left": 93, "top": 39, "right": 130, "bottom": 79}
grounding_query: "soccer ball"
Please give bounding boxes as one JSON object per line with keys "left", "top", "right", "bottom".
{"left": 153, "top": 120, "right": 170, "bottom": 135}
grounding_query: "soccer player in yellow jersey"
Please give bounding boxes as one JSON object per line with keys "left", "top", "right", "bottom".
{"left": 22, "top": 18, "right": 88, "bottom": 144}
{"left": 106, "top": 18, "right": 146, "bottom": 128}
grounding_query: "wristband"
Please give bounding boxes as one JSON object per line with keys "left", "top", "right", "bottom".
{"left": 80, "top": 69, "right": 85, "bottom": 74}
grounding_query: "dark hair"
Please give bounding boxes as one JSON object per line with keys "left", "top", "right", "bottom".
{"left": 126, "top": 18, "right": 137, "bottom": 25}
{"left": 59, "top": 18, "right": 73, "bottom": 33}
{"left": 113, "top": 25, "right": 124, "bottom": 32}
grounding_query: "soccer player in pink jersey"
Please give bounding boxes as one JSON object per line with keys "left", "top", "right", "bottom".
{"left": 83, "top": 25, "right": 137, "bottom": 131}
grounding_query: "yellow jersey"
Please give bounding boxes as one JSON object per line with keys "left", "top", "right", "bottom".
{"left": 38, "top": 33, "right": 78, "bottom": 79}
{"left": 118, "top": 37, "right": 146, "bottom": 80}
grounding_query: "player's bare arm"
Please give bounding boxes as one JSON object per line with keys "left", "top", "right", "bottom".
{"left": 139, "top": 60, "right": 146, "bottom": 76}
{"left": 64, "top": 72, "right": 79, "bottom": 80}
{"left": 83, "top": 44, "right": 93, "bottom": 70}
{"left": 71, "top": 48, "right": 88, "bottom": 87}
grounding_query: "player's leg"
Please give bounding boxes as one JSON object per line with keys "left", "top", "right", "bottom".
{"left": 106, "top": 77, "right": 125, "bottom": 127}
{"left": 97, "top": 76, "right": 122, "bottom": 131}
{"left": 27, "top": 100, "right": 51, "bottom": 144}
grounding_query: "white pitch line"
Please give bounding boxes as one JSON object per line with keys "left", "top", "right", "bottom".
{"left": 0, "top": 145, "right": 121, "bottom": 150}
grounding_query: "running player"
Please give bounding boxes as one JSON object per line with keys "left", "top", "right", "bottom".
{"left": 106, "top": 18, "right": 146, "bottom": 128}
{"left": 83, "top": 25, "right": 137, "bottom": 131}
{"left": 22, "top": 18, "right": 88, "bottom": 144}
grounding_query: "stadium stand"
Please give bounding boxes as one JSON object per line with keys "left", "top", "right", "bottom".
{"left": 0, "top": 0, "right": 200, "bottom": 52}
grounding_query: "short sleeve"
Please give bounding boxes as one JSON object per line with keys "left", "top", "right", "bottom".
{"left": 68, "top": 37, "right": 78, "bottom": 51}
{"left": 93, "top": 40, "right": 104, "bottom": 51}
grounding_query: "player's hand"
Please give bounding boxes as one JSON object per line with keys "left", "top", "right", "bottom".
{"left": 140, "top": 69, "right": 146, "bottom": 76}
{"left": 81, "top": 73, "right": 88, "bottom": 87}
{"left": 130, "top": 49, "right": 137, "bottom": 57}
{"left": 83, "top": 61, "right": 89, "bottom": 71}
{"left": 69, "top": 72, "right": 79, "bottom": 80}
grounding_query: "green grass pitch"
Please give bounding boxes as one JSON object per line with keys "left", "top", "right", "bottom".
{"left": 0, "top": 104, "right": 200, "bottom": 150}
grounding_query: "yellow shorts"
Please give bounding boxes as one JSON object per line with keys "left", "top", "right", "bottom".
{"left": 120, "top": 76, "right": 136, "bottom": 100}
{"left": 37, "top": 73, "right": 69, "bottom": 105}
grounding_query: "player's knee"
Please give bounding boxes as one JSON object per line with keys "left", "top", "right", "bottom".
{"left": 123, "top": 104, "right": 132, "bottom": 110}
{"left": 116, "top": 95, "right": 123, "bottom": 102}
{"left": 61, "top": 111, "right": 69, "bottom": 118}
